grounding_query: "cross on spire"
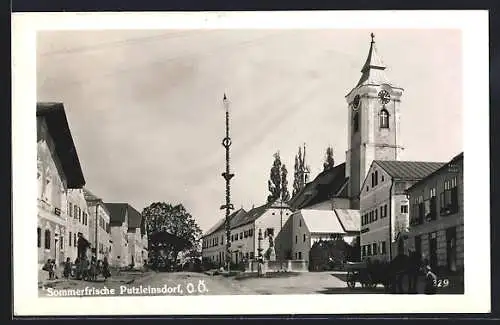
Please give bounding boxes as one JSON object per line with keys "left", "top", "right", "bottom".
{"left": 371, "top": 32, "right": 375, "bottom": 43}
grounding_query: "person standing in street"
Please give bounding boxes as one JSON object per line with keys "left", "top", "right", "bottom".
{"left": 424, "top": 265, "right": 438, "bottom": 294}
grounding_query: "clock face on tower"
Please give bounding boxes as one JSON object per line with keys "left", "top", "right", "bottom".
{"left": 378, "top": 90, "right": 391, "bottom": 104}
{"left": 352, "top": 95, "right": 360, "bottom": 110}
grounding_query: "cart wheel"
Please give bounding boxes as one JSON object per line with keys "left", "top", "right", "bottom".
{"left": 347, "top": 274, "right": 356, "bottom": 288}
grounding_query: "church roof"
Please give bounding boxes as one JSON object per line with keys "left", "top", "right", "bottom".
{"left": 356, "top": 34, "right": 392, "bottom": 87}
{"left": 374, "top": 160, "right": 447, "bottom": 181}
{"left": 289, "top": 163, "right": 348, "bottom": 210}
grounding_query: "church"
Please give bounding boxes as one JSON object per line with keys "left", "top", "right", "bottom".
{"left": 290, "top": 33, "right": 457, "bottom": 264}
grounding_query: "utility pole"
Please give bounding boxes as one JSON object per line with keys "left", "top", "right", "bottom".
{"left": 220, "top": 93, "right": 234, "bottom": 272}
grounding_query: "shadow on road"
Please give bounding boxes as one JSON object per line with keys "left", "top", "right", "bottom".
{"left": 317, "top": 286, "right": 386, "bottom": 294}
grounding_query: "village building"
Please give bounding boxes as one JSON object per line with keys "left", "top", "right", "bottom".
{"left": 405, "top": 152, "right": 464, "bottom": 274}
{"left": 290, "top": 209, "right": 360, "bottom": 264}
{"left": 37, "top": 102, "right": 86, "bottom": 268}
{"left": 83, "top": 189, "right": 112, "bottom": 261}
{"left": 202, "top": 201, "right": 294, "bottom": 266}
{"left": 105, "top": 203, "right": 132, "bottom": 267}
{"left": 359, "top": 160, "right": 446, "bottom": 263}
{"left": 105, "top": 203, "right": 148, "bottom": 268}
{"left": 66, "top": 188, "right": 91, "bottom": 261}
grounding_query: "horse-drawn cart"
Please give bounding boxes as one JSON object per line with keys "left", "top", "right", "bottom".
{"left": 345, "top": 261, "right": 391, "bottom": 291}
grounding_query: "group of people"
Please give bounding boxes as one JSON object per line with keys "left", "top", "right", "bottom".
{"left": 43, "top": 232, "right": 111, "bottom": 282}
{"left": 388, "top": 249, "right": 438, "bottom": 294}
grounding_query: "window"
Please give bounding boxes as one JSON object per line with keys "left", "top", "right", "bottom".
{"left": 381, "top": 241, "right": 387, "bottom": 254}
{"left": 74, "top": 233, "right": 77, "bottom": 247}
{"left": 367, "top": 244, "right": 372, "bottom": 256}
{"left": 380, "top": 206, "right": 384, "bottom": 217}
{"left": 298, "top": 252, "right": 302, "bottom": 259}
{"left": 78, "top": 207, "right": 81, "bottom": 222}
{"left": 37, "top": 227, "right": 41, "bottom": 247}
{"left": 384, "top": 204, "right": 388, "bottom": 218}
{"left": 299, "top": 219, "right": 302, "bottom": 227}
{"left": 353, "top": 112, "right": 359, "bottom": 133}
{"left": 374, "top": 209, "right": 378, "bottom": 221}
{"left": 244, "top": 231, "right": 248, "bottom": 238}
{"left": 362, "top": 245, "right": 366, "bottom": 257}
{"left": 303, "top": 234, "right": 306, "bottom": 242}
{"left": 69, "top": 232, "right": 72, "bottom": 246}
{"left": 380, "top": 109, "right": 389, "bottom": 128}
{"left": 374, "top": 171, "right": 378, "bottom": 186}
{"left": 400, "top": 204, "right": 408, "bottom": 214}
{"left": 295, "top": 235, "right": 298, "bottom": 244}
{"left": 60, "top": 236, "right": 64, "bottom": 250}
{"left": 69, "top": 203, "right": 73, "bottom": 218}
{"left": 371, "top": 173, "right": 374, "bottom": 187}
{"left": 381, "top": 175, "right": 385, "bottom": 182}
{"left": 74, "top": 205, "right": 78, "bottom": 219}
{"left": 441, "top": 177, "right": 459, "bottom": 215}
{"left": 249, "top": 229, "right": 253, "bottom": 237}
{"left": 372, "top": 243, "right": 377, "bottom": 255}
{"left": 240, "top": 232, "right": 243, "bottom": 239}
{"left": 44, "top": 229, "right": 51, "bottom": 249}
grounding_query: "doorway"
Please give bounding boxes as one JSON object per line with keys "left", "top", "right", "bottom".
{"left": 428, "top": 232, "right": 438, "bottom": 271}
{"left": 54, "top": 238, "right": 59, "bottom": 265}
{"left": 446, "top": 227, "right": 457, "bottom": 273}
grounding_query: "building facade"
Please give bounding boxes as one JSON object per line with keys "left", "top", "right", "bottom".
{"left": 105, "top": 203, "right": 131, "bottom": 267}
{"left": 37, "top": 102, "right": 85, "bottom": 268}
{"left": 359, "top": 160, "right": 446, "bottom": 262}
{"left": 84, "top": 189, "right": 112, "bottom": 260}
{"left": 405, "top": 153, "right": 464, "bottom": 274}
{"left": 66, "top": 188, "right": 91, "bottom": 261}
{"left": 202, "top": 202, "right": 294, "bottom": 266}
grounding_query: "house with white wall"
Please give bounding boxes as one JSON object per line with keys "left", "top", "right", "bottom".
{"left": 105, "top": 203, "right": 130, "bottom": 267}
{"left": 84, "top": 189, "right": 112, "bottom": 261}
{"left": 37, "top": 102, "right": 86, "bottom": 269}
{"left": 359, "top": 160, "right": 446, "bottom": 263}
{"left": 66, "top": 188, "right": 91, "bottom": 261}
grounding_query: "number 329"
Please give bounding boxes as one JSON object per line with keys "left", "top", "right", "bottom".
{"left": 433, "top": 279, "right": 450, "bottom": 287}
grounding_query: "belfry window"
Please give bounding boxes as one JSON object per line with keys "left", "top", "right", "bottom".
{"left": 353, "top": 112, "right": 359, "bottom": 133}
{"left": 380, "top": 109, "right": 389, "bottom": 128}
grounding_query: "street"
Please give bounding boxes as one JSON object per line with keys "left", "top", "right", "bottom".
{"left": 39, "top": 271, "right": 463, "bottom": 297}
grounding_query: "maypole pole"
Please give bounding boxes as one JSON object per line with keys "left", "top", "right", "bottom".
{"left": 221, "top": 93, "right": 234, "bottom": 272}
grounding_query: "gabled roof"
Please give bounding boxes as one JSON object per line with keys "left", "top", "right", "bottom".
{"left": 299, "top": 209, "right": 346, "bottom": 235}
{"left": 231, "top": 203, "right": 271, "bottom": 229}
{"left": 202, "top": 208, "right": 246, "bottom": 238}
{"left": 406, "top": 152, "right": 464, "bottom": 192}
{"left": 104, "top": 203, "right": 128, "bottom": 226}
{"left": 374, "top": 160, "right": 447, "bottom": 181}
{"left": 334, "top": 209, "right": 361, "bottom": 232}
{"left": 126, "top": 205, "right": 142, "bottom": 229}
{"left": 289, "top": 163, "right": 348, "bottom": 210}
{"left": 37, "top": 102, "right": 85, "bottom": 189}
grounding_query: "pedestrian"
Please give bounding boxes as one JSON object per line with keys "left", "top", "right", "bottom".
{"left": 48, "top": 259, "right": 55, "bottom": 280}
{"left": 102, "top": 256, "right": 111, "bottom": 280}
{"left": 63, "top": 257, "right": 72, "bottom": 279}
{"left": 42, "top": 259, "right": 51, "bottom": 279}
{"left": 90, "top": 256, "right": 97, "bottom": 281}
{"left": 424, "top": 265, "right": 438, "bottom": 295}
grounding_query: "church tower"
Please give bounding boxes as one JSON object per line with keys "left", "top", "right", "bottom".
{"left": 345, "top": 34, "right": 404, "bottom": 209}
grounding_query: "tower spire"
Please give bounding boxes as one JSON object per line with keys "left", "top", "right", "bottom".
{"left": 357, "top": 33, "right": 389, "bottom": 86}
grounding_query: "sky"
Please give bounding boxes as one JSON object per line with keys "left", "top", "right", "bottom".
{"left": 36, "top": 29, "right": 463, "bottom": 233}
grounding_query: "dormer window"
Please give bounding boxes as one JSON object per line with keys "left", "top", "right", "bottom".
{"left": 380, "top": 109, "right": 389, "bottom": 128}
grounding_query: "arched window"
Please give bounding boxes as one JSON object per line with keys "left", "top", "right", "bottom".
{"left": 353, "top": 112, "right": 359, "bottom": 133}
{"left": 374, "top": 171, "right": 379, "bottom": 186}
{"left": 44, "top": 229, "right": 51, "bottom": 249}
{"left": 380, "top": 109, "right": 389, "bottom": 128}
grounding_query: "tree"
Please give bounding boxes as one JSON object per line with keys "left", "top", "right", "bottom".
{"left": 267, "top": 151, "right": 291, "bottom": 203}
{"left": 323, "top": 146, "right": 335, "bottom": 171}
{"left": 142, "top": 202, "right": 202, "bottom": 266}
{"left": 267, "top": 152, "right": 282, "bottom": 203}
{"left": 281, "top": 164, "right": 291, "bottom": 202}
